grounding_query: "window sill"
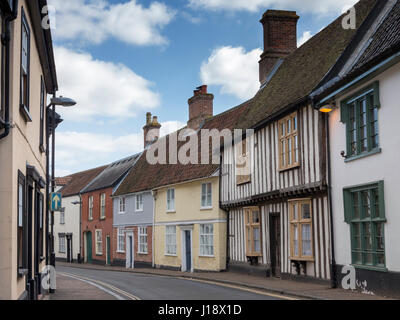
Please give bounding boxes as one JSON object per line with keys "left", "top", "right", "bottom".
{"left": 345, "top": 148, "right": 382, "bottom": 163}
{"left": 290, "top": 257, "right": 315, "bottom": 262}
{"left": 138, "top": 252, "right": 148, "bottom": 255}
{"left": 279, "top": 164, "right": 300, "bottom": 173}
{"left": 18, "top": 268, "right": 28, "bottom": 278}
{"left": 135, "top": 210, "right": 144, "bottom": 213}
{"left": 116, "top": 251, "right": 125, "bottom": 254}
{"left": 199, "top": 255, "right": 215, "bottom": 258}
{"left": 352, "top": 264, "right": 388, "bottom": 273}
{"left": 96, "top": 254, "right": 103, "bottom": 256}
{"left": 166, "top": 210, "right": 176, "bottom": 214}
{"left": 200, "top": 207, "right": 213, "bottom": 211}
{"left": 118, "top": 212, "right": 126, "bottom": 215}
{"left": 165, "top": 254, "right": 177, "bottom": 257}
{"left": 99, "top": 217, "right": 106, "bottom": 221}
{"left": 20, "top": 104, "right": 32, "bottom": 122}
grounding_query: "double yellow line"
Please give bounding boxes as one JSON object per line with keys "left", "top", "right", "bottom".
{"left": 180, "top": 277, "right": 298, "bottom": 300}
{"left": 58, "top": 272, "right": 141, "bottom": 300}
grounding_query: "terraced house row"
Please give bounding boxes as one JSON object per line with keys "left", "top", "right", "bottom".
{"left": 55, "top": 0, "right": 400, "bottom": 298}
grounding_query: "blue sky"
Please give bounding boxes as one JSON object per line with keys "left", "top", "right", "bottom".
{"left": 48, "top": 0, "right": 358, "bottom": 176}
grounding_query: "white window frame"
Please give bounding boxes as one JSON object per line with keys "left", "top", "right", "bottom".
{"left": 119, "top": 197, "right": 126, "bottom": 214}
{"left": 100, "top": 193, "right": 106, "bottom": 220}
{"left": 59, "top": 235, "right": 66, "bottom": 254}
{"left": 95, "top": 229, "right": 103, "bottom": 255}
{"left": 135, "top": 194, "right": 144, "bottom": 212}
{"left": 199, "top": 224, "right": 214, "bottom": 257}
{"left": 201, "top": 183, "right": 213, "bottom": 209}
{"left": 167, "top": 188, "right": 175, "bottom": 212}
{"left": 89, "top": 196, "right": 93, "bottom": 221}
{"left": 138, "top": 227, "right": 148, "bottom": 254}
{"left": 60, "top": 208, "right": 65, "bottom": 225}
{"left": 165, "top": 225, "right": 177, "bottom": 256}
{"left": 117, "top": 228, "right": 125, "bottom": 253}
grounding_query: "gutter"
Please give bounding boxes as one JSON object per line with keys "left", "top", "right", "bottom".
{"left": 0, "top": 1, "right": 18, "bottom": 140}
{"left": 312, "top": 50, "right": 400, "bottom": 106}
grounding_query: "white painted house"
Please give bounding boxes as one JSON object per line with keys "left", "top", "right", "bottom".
{"left": 54, "top": 166, "right": 106, "bottom": 263}
{"left": 311, "top": 0, "right": 400, "bottom": 297}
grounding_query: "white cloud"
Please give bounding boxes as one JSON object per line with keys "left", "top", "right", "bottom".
{"left": 188, "top": 0, "right": 358, "bottom": 15}
{"left": 54, "top": 46, "right": 160, "bottom": 122}
{"left": 298, "top": 31, "right": 313, "bottom": 47}
{"left": 56, "top": 121, "right": 185, "bottom": 175}
{"left": 48, "top": 0, "right": 175, "bottom": 46}
{"left": 200, "top": 46, "right": 262, "bottom": 100}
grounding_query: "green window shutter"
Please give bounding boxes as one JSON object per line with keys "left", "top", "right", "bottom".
{"left": 378, "top": 180, "right": 386, "bottom": 220}
{"left": 373, "top": 81, "right": 381, "bottom": 109}
{"left": 343, "top": 189, "right": 352, "bottom": 223}
{"left": 340, "top": 100, "right": 347, "bottom": 123}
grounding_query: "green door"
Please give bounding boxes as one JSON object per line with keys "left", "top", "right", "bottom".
{"left": 106, "top": 236, "right": 111, "bottom": 265}
{"left": 86, "top": 231, "right": 92, "bottom": 263}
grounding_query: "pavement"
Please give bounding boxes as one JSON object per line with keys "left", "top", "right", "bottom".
{"left": 43, "top": 273, "right": 118, "bottom": 300}
{"left": 53, "top": 262, "right": 392, "bottom": 300}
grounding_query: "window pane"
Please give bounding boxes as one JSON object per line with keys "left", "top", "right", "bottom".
{"left": 252, "top": 211, "right": 260, "bottom": 224}
{"left": 353, "top": 192, "right": 360, "bottom": 219}
{"left": 362, "top": 191, "right": 371, "bottom": 218}
{"left": 293, "top": 225, "right": 298, "bottom": 257}
{"left": 375, "top": 222, "right": 385, "bottom": 251}
{"left": 302, "top": 203, "right": 311, "bottom": 220}
{"left": 292, "top": 204, "right": 298, "bottom": 221}
{"left": 253, "top": 227, "right": 260, "bottom": 253}
{"left": 302, "top": 224, "right": 312, "bottom": 256}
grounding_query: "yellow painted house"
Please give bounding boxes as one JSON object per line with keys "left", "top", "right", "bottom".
{"left": 154, "top": 175, "right": 227, "bottom": 272}
{"left": 113, "top": 86, "right": 250, "bottom": 273}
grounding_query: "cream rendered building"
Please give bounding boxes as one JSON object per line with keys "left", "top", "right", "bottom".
{"left": 154, "top": 176, "right": 227, "bottom": 272}
{"left": 0, "top": 0, "right": 58, "bottom": 300}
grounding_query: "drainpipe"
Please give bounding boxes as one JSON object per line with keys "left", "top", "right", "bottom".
{"left": 326, "top": 113, "right": 337, "bottom": 288}
{"left": 79, "top": 193, "right": 82, "bottom": 263}
{"left": 219, "top": 153, "right": 230, "bottom": 270}
{"left": 0, "top": 2, "right": 18, "bottom": 140}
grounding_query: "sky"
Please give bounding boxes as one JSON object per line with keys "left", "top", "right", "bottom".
{"left": 48, "top": 0, "right": 359, "bottom": 177}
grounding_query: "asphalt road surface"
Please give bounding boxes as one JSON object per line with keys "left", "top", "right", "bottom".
{"left": 56, "top": 266, "right": 291, "bottom": 300}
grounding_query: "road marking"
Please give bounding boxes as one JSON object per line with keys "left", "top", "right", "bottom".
{"left": 179, "top": 278, "right": 298, "bottom": 300}
{"left": 58, "top": 272, "right": 141, "bottom": 300}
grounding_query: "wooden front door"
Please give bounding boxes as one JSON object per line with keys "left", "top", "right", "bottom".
{"left": 106, "top": 236, "right": 111, "bottom": 265}
{"left": 269, "top": 214, "right": 281, "bottom": 277}
{"left": 86, "top": 232, "right": 92, "bottom": 263}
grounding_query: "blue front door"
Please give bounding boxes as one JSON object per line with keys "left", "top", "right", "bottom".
{"left": 185, "top": 231, "right": 191, "bottom": 272}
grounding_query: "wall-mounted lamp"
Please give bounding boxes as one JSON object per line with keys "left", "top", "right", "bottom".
{"left": 318, "top": 104, "right": 336, "bottom": 113}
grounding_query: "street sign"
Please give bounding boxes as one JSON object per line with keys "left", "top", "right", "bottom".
{"left": 51, "top": 193, "right": 62, "bottom": 212}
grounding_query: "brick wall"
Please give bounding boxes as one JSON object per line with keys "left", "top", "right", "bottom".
{"left": 81, "top": 187, "right": 114, "bottom": 263}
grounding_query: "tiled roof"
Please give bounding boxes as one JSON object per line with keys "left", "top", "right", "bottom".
{"left": 81, "top": 154, "right": 141, "bottom": 194}
{"left": 59, "top": 166, "right": 108, "bottom": 197}
{"left": 114, "top": 101, "right": 250, "bottom": 196}
{"left": 351, "top": 1, "right": 400, "bottom": 72}
{"left": 236, "top": 0, "right": 378, "bottom": 129}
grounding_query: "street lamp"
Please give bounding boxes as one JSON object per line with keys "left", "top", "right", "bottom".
{"left": 46, "top": 95, "right": 76, "bottom": 292}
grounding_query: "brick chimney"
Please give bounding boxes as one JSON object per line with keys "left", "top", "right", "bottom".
{"left": 187, "top": 85, "right": 213, "bottom": 131}
{"left": 143, "top": 112, "right": 161, "bottom": 148}
{"left": 259, "top": 10, "right": 299, "bottom": 86}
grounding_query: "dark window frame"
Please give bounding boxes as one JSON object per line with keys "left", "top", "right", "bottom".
{"left": 17, "top": 170, "right": 28, "bottom": 277}
{"left": 19, "top": 7, "right": 32, "bottom": 122}
{"left": 343, "top": 181, "right": 387, "bottom": 271}
{"left": 341, "top": 82, "right": 381, "bottom": 162}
